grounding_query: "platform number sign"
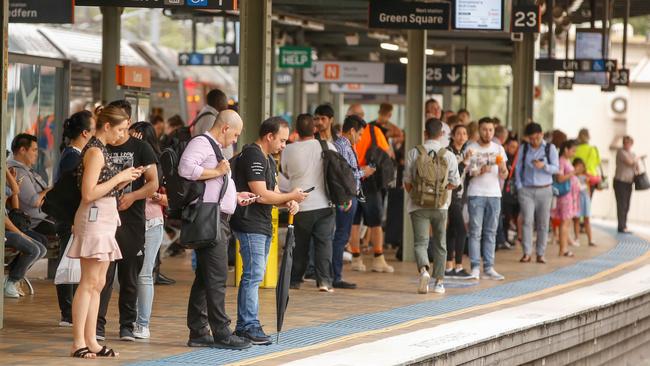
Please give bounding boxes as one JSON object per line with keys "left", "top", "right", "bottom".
{"left": 610, "top": 69, "right": 630, "bottom": 86}
{"left": 558, "top": 76, "right": 574, "bottom": 90}
{"left": 512, "top": 5, "right": 540, "bottom": 33}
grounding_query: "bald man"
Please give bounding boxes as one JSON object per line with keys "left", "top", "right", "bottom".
{"left": 347, "top": 103, "right": 365, "bottom": 119}
{"left": 179, "top": 109, "right": 257, "bottom": 350}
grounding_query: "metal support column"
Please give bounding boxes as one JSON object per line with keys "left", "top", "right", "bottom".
{"left": 0, "top": 0, "right": 8, "bottom": 329}
{"left": 511, "top": 33, "right": 535, "bottom": 138}
{"left": 239, "top": 0, "right": 272, "bottom": 146}
{"left": 317, "top": 82, "right": 333, "bottom": 106}
{"left": 332, "top": 92, "right": 345, "bottom": 124}
{"left": 402, "top": 30, "right": 427, "bottom": 262}
{"left": 292, "top": 68, "right": 305, "bottom": 121}
{"left": 101, "top": 7, "right": 122, "bottom": 105}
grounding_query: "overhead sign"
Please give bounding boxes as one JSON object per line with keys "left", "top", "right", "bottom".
{"left": 276, "top": 71, "right": 293, "bottom": 86}
{"left": 454, "top": 0, "right": 504, "bottom": 31}
{"left": 557, "top": 76, "right": 574, "bottom": 90}
{"left": 330, "top": 83, "right": 399, "bottom": 95}
{"left": 368, "top": 0, "right": 450, "bottom": 30}
{"left": 75, "top": 0, "right": 237, "bottom": 10}
{"left": 10, "top": 0, "right": 73, "bottom": 23}
{"left": 511, "top": 5, "right": 540, "bottom": 33}
{"left": 116, "top": 65, "right": 151, "bottom": 89}
{"left": 178, "top": 52, "right": 238, "bottom": 66}
{"left": 279, "top": 46, "right": 312, "bottom": 69}
{"left": 610, "top": 69, "right": 630, "bottom": 86}
{"left": 535, "top": 59, "right": 617, "bottom": 73}
{"left": 214, "top": 43, "right": 239, "bottom": 65}
{"left": 427, "top": 64, "right": 464, "bottom": 87}
{"left": 303, "top": 61, "right": 385, "bottom": 84}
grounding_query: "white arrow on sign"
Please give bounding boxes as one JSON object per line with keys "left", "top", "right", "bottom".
{"left": 447, "top": 67, "right": 460, "bottom": 83}
{"left": 606, "top": 60, "right": 616, "bottom": 70}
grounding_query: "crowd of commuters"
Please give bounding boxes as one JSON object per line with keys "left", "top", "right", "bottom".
{"left": 4, "top": 88, "right": 645, "bottom": 358}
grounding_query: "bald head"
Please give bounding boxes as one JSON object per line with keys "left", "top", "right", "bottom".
{"left": 211, "top": 109, "right": 243, "bottom": 147}
{"left": 346, "top": 103, "right": 365, "bottom": 119}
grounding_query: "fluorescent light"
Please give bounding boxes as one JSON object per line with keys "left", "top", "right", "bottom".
{"left": 426, "top": 49, "right": 434, "bottom": 55}
{"left": 368, "top": 32, "right": 391, "bottom": 41}
{"left": 399, "top": 57, "right": 408, "bottom": 64}
{"left": 381, "top": 42, "right": 400, "bottom": 51}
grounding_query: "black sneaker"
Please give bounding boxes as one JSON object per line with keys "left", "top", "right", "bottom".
{"left": 289, "top": 282, "right": 301, "bottom": 290}
{"left": 213, "top": 334, "right": 253, "bottom": 350}
{"left": 120, "top": 327, "right": 136, "bottom": 342}
{"left": 454, "top": 268, "right": 474, "bottom": 280}
{"left": 333, "top": 280, "right": 357, "bottom": 289}
{"left": 155, "top": 272, "right": 176, "bottom": 285}
{"left": 235, "top": 326, "right": 272, "bottom": 346}
{"left": 444, "top": 269, "right": 456, "bottom": 279}
{"left": 187, "top": 334, "right": 214, "bottom": 348}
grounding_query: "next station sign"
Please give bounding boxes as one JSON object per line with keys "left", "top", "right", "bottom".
{"left": 368, "top": 0, "right": 450, "bottom": 30}
{"left": 10, "top": 0, "right": 74, "bottom": 23}
{"left": 76, "top": 0, "right": 237, "bottom": 10}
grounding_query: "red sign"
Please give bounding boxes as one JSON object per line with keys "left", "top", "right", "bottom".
{"left": 116, "top": 65, "right": 151, "bottom": 89}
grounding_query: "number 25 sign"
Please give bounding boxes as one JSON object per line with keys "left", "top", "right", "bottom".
{"left": 511, "top": 5, "right": 540, "bottom": 33}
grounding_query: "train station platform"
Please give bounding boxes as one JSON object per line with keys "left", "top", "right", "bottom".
{"left": 2, "top": 221, "right": 650, "bottom": 365}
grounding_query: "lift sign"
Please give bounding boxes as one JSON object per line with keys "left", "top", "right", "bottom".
{"left": 369, "top": 0, "right": 450, "bottom": 30}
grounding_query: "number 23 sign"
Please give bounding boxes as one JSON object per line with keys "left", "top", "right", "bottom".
{"left": 511, "top": 5, "right": 540, "bottom": 33}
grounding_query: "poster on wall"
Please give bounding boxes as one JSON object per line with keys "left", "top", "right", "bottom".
{"left": 454, "top": 0, "right": 504, "bottom": 31}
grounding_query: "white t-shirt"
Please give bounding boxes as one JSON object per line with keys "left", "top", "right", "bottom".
{"left": 281, "top": 139, "right": 336, "bottom": 212}
{"left": 440, "top": 122, "right": 451, "bottom": 148}
{"left": 466, "top": 141, "right": 507, "bottom": 198}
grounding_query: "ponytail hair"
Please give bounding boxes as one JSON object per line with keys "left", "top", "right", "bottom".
{"left": 61, "top": 110, "right": 93, "bottom": 151}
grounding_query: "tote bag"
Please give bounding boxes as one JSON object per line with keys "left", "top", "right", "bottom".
{"left": 54, "top": 235, "right": 81, "bottom": 285}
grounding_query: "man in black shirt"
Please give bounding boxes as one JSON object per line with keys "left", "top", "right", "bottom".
{"left": 230, "top": 117, "right": 306, "bottom": 345}
{"left": 96, "top": 100, "right": 159, "bottom": 341}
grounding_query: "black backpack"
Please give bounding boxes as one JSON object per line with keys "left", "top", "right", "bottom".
{"left": 365, "top": 126, "right": 396, "bottom": 190}
{"left": 318, "top": 139, "right": 357, "bottom": 206}
{"left": 162, "top": 133, "right": 224, "bottom": 219}
{"left": 43, "top": 165, "right": 81, "bottom": 225}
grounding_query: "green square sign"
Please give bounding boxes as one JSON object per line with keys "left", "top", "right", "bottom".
{"left": 279, "top": 46, "right": 312, "bottom": 68}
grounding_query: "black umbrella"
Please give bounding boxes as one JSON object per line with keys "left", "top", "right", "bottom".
{"left": 276, "top": 214, "right": 295, "bottom": 343}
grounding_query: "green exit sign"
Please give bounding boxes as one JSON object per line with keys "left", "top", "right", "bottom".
{"left": 279, "top": 46, "right": 312, "bottom": 68}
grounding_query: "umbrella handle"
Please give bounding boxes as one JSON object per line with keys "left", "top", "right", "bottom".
{"left": 288, "top": 214, "right": 294, "bottom": 225}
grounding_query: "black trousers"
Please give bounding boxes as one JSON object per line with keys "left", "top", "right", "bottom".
{"left": 291, "top": 208, "right": 335, "bottom": 287}
{"left": 614, "top": 179, "right": 633, "bottom": 231}
{"left": 55, "top": 224, "right": 77, "bottom": 322}
{"left": 186, "top": 228, "right": 231, "bottom": 341}
{"left": 97, "top": 223, "right": 145, "bottom": 335}
{"left": 445, "top": 200, "right": 467, "bottom": 264}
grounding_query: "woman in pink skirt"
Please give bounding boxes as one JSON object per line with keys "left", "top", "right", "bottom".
{"left": 68, "top": 106, "right": 142, "bottom": 359}
{"left": 552, "top": 140, "right": 580, "bottom": 258}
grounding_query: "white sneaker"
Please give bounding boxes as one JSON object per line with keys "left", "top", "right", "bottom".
{"left": 433, "top": 280, "right": 445, "bottom": 294}
{"left": 484, "top": 268, "right": 505, "bottom": 281}
{"left": 569, "top": 238, "right": 581, "bottom": 247}
{"left": 470, "top": 267, "right": 480, "bottom": 280}
{"left": 342, "top": 251, "right": 353, "bottom": 263}
{"left": 418, "top": 270, "right": 430, "bottom": 294}
{"left": 4, "top": 279, "right": 20, "bottom": 298}
{"left": 133, "top": 323, "right": 151, "bottom": 339}
{"left": 58, "top": 320, "right": 73, "bottom": 327}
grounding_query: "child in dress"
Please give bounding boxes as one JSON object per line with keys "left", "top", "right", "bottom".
{"left": 573, "top": 158, "right": 597, "bottom": 247}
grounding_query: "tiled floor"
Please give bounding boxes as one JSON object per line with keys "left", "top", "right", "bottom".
{"left": 0, "top": 227, "right": 623, "bottom": 365}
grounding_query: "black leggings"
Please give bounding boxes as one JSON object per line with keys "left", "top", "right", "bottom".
{"left": 446, "top": 200, "right": 466, "bottom": 264}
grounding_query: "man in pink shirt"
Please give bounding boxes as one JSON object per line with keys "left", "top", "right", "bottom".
{"left": 178, "top": 109, "right": 257, "bottom": 350}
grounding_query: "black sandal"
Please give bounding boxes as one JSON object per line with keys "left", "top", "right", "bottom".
{"left": 95, "top": 346, "right": 118, "bottom": 357}
{"left": 71, "top": 347, "right": 94, "bottom": 359}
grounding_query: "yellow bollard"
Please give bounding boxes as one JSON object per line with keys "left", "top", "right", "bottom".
{"left": 235, "top": 207, "right": 279, "bottom": 288}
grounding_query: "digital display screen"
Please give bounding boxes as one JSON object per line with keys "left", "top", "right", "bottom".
{"left": 574, "top": 30, "right": 608, "bottom": 86}
{"left": 454, "top": 0, "right": 504, "bottom": 31}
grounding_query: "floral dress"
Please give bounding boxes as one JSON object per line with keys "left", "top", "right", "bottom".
{"left": 552, "top": 157, "right": 580, "bottom": 221}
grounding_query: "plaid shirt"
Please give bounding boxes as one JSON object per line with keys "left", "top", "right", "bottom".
{"left": 333, "top": 136, "right": 363, "bottom": 192}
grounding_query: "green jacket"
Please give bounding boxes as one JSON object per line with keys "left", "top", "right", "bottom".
{"left": 574, "top": 143, "right": 601, "bottom": 176}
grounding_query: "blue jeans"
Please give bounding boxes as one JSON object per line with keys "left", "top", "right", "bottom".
{"left": 136, "top": 221, "right": 164, "bottom": 327}
{"left": 468, "top": 196, "right": 501, "bottom": 271}
{"left": 332, "top": 198, "right": 358, "bottom": 283}
{"left": 5, "top": 232, "right": 47, "bottom": 282}
{"left": 234, "top": 232, "right": 272, "bottom": 332}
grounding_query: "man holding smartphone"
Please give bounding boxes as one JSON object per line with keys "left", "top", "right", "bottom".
{"left": 231, "top": 117, "right": 306, "bottom": 345}
{"left": 97, "top": 100, "right": 159, "bottom": 341}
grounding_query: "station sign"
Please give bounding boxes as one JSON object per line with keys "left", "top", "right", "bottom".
{"left": 330, "top": 83, "right": 399, "bottom": 95}
{"left": 511, "top": 5, "right": 540, "bottom": 33}
{"left": 454, "top": 0, "right": 504, "bottom": 31}
{"left": 116, "top": 65, "right": 151, "bottom": 89}
{"left": 557, "top": 76, "right": 574, "bottom": 90}
{"left": 427, "top": 64, "right": 464, "bottom": 87}
{"left": 303, "top": 61, "right": 385, "bottom": 84}
{"left": 279, "top": 46, "right": 312, "bottom": 69}
{"left": 10, "top": 0, "right": 74, "bottom": 23}
{"left": 609, "top": 69, "right": 630, "bottom": 86}
{"left": 75, "top": 0, "right": 238, "bottom": 10}
{"left": 178, "top": 52, "right": 238, "bottom": 66}
{"left": 536, "top": 59, "right": 617, "bottom": 73}
{"left": 368, "top": 0, "right": 450, "bottom": 30}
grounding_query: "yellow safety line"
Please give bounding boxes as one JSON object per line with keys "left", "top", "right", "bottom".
{"left": 226, "top": 250, "right": 650, "bottom": 366}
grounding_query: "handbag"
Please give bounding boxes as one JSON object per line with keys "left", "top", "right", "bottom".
{"left": 54, "top": 235, "right": 81, "bottom": 285}
{"left": 8, "top": 209, "right": 31, "bottom": 232}
{"left": 595, "top": 149, "right": 609, "bottom": 190}
{"left": 634, "top": 159, "right": 650, "bottom": 191}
